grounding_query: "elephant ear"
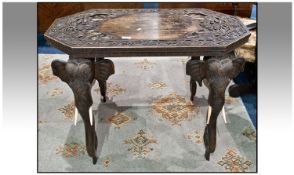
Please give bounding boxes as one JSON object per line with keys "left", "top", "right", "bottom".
{"left": 186, "top": 59, "right": 206, "bottom": 86}
{"left": 228, "top": 58, "right": 245, "bottom": 79}
{"left": 94, "top": 59, "right": 115, "bottom": 81}
{"left": 51, "top": 59, "right": 94, "bottom": 83}
{"left": 51, "top": 60, "right": 69, "bottom": 83}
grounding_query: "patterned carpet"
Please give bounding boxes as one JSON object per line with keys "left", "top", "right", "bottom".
{"left": 38, "top": 54, "right": 256, "bottom": 172}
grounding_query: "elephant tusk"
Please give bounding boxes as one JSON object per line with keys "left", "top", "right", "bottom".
{"left": 74, "top": 107, "right": 78, "bottom": 126}
{"left": 207, "top": 105, "right": 212, "bottom": 125}
{"left": 222, "top": 107, "right": 227, "bottom": 124}
{"left": 89, "top": 106, "right": 93, "bottom": 126}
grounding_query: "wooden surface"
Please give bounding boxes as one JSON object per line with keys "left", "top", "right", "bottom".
{"left": 37, "top": 3, "right": 144, "bottom": 33}
{"left": 44, "top": 9, "right": 250, "bottom": 57}
{"left": 160, "top": 3, "right": 253, "bottom": 17}
{"left": 38, "top": 2, "right": 254, "bottom": 33}
{"left": 99, "top": 12, "right": 199, "bottom": 40}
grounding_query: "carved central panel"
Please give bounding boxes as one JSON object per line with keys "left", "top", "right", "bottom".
{"left": 45, "top": 8, "right": 250, "bottom": 52}
{"left": 100, "top": 13, "right": 201, "bottom": 40}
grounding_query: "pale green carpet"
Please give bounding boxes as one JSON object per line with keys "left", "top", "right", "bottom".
{"left": 38, "top": 54, "right": 256, "bottom": 172}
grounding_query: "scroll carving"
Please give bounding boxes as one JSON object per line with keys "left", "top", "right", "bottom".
{"left": 46, "top": 9, "right": 249, "bottom": 48}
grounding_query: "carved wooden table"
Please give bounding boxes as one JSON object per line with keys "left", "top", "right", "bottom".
{"left": 44, "top": 8, "right": 250, "bottom": 164}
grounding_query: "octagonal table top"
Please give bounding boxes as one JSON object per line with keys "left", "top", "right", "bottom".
{"left": 44, "top": 8, "right": 250, "bottom": 57}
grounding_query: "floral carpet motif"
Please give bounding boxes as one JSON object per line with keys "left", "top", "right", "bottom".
{"left": 39, "top": 64, "right": 57, "bottom": 85}
{"left": 135, "top": 59, "right": 156, "bottom": 70}
{"left": 242, "top": 126, "right": 256, "bottom": 141}
{"left": 58, "top": 102, "right": 75, "bottom": 121}
{"left": 124, "top": 130, "right": 157, "bottom": 158}
{"left": 147, "top": 82, "right": 167, "bottom": 89}
{"left": 152, "top": 93, "right": 196, "bottom": 126}
{"left": 38, "top": 54, "right": 256, "bottom": 172}
{"left": 185, "top": 130, "right": 203, "bottom": 144}
{"left": 47, "top": 88, "right": 63, "bottom": 97}
{"left": 106, "top": 112, "right": 131, "bottom": 128}
{"left": 218, "top": 149, "right": 252, "bottom": 172}
{"left": 102, "top": 157, "right": 111, "bottom": 170}
{"left": 56, "top": 143, "right": 86, "bottom": 157}
{"left": 225, "top": 96, "right": 237, "bottom": 104}
{"left": 95, "top": 82, "right": 126, "bottom": 98}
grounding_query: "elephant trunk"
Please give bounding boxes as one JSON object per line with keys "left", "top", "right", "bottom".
{"left": 208, "top": 92, "right": 225, "bottom": 122}
{"left": 204, "top": 86, "right": 226, "bottom": 154}
{"left": 70, "top": 81, "right": 97, "bottom": 158}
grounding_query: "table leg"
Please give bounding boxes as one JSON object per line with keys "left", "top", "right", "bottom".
{"left": 94, "top": 58, "right": 115, "bottom": 102}
{"left": 204, "top": 91, "right": 225, "bottom": 160}
{"left": 190, "top": 78, "right": 197, "bottom": 101}
{"left": 186, "top": 54, "right": 245, "bottom": 160}
{"left": 51, "top": 57, "right": 98, "bottom": 164}
{"left": 187, "top": 56, "right": 201, "bottom": 101}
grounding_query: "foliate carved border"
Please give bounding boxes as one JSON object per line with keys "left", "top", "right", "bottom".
{"left": 46, "top": 8, "right": 250, "bottom": 48}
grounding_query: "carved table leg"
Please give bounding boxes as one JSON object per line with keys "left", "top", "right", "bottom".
{"left": 187, "top": 56, "right": 201, "bottom": 101}
{"left": 98, "top": 80, "right": 107, "bottom": 102}
{"left": 51, "top": 57, "right": 98, "bottom": 164}
{"left": 186, "top": 54, "right": 245, "bottom": 160}
{"left": 190, "top": 78, "right": 197, "bottom": 101}
{"left": 94, "top": 58, "right": 115, "bottom": 102}
{"left": 204, "top": 90, "right": 225, "bottom": 160}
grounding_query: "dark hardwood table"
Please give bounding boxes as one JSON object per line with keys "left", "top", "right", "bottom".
{"left": 44, "top": 8, "right": 250, "bottom": 164}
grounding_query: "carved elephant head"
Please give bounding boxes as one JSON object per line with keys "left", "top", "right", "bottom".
{"left": 186, "top": 55, "right": 245, "bottom": 108}
{"left": 186, "top": 57, "right": 245, "bottom": 100}
{"left": 51, "top": 58, "right": 95, "bottom": 125}
{"left": 51, "top": 59, "right": 95, "bottom": 102}
{"left": 51, "top": 58, "right": 98, "bottom": 162}
{"left": 186, "top": 55, "right": 245, "bottom": 160}
{"left": 51, "top": 58, "right": 115, "bottom": 125}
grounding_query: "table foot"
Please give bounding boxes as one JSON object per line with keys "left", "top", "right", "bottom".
{"left": 203, "top": 108, "right": 218, "bottom": 161}
{"left": 95, "top": 58, "right": 115, "bottom": 102}
{"left": 51, "top": 57, "right": 98, "bottom": 161}
{"left": 92, "top": 156, "right": 98, "bottom": 164}
{"left": 186, "top": 53, "right": 245, "bottom": 160}
{"left": 204, "top": 151, "right": 210, "bottom": 161}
